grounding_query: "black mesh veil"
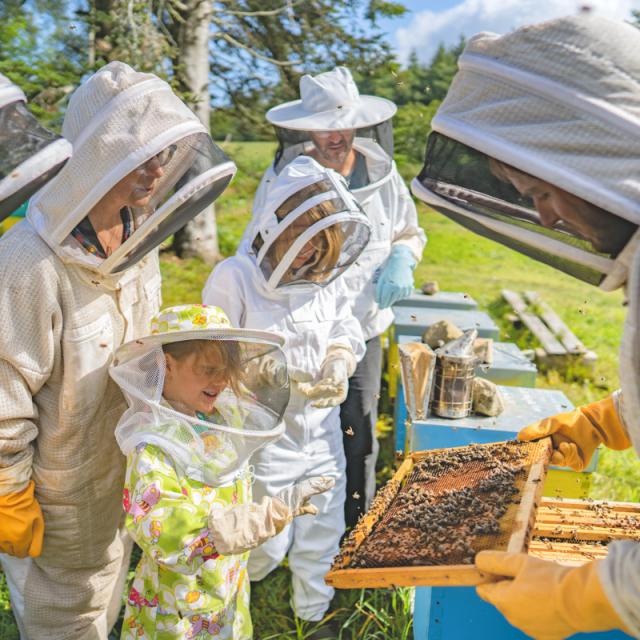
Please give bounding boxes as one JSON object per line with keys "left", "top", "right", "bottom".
{"left": 414, "top": 133, "right": 637, "bottom": 286}
{"left": 272, "top": 120, "right": 394, "bottom": 173}
{"left": 0, "top": 100, "right": 70, "bottom": 220}
{"left": 99, "top": 135, "right": 236, "bottom": 274}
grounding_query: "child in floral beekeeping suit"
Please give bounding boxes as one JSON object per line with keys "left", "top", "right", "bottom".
{"left": 202, "top": 156, "right": 371, "bottom": 626}
{"left": 109, "top": 304, "right": 333, "bottom": 639}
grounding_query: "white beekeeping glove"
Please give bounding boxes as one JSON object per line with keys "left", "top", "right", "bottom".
{"left": 275, "top": 476, "right": 335, "bottom": 516}
{"left": 208, "top": 476, "right": 335, "bottom": 555}
{"left": 296, "top": 345, "right": 357, "bottom": 408}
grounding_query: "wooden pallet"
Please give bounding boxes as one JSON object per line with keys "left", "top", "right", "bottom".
{"left": 502, "top": 290, "right": 596, "bottom": 364}
{"left": 529, "top": 497, "right": 640, "bottom": 566}
{"left": 326, "top": 439, "right": 552, "bottom": 588}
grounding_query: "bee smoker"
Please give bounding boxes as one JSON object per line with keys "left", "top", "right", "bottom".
{"left": 432, "top": 329, "right": 478, "bottom": 419}
{"left": 398, "top": 342, "right": 437, "bottom": 421}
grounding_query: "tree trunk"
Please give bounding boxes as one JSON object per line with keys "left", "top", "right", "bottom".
{"left": 172, "top": 0, "right": 220, "bottom": 265}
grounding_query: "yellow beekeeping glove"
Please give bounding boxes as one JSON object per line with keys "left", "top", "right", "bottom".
{"left": 518, "top": 395, "right": 631, "bottom": 471}
{"left": 0, "top": 480, "right": 44, "bottom": 557}
{"left": 476, "top": 551, "right": 630, "bottom": 640}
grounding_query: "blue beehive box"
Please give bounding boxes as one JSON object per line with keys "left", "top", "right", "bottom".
{"left": 414, "top": 586, "right": 632, "bottom": 640}
{"left": 393, "top": 336, "right": 538, "bottom": 451}
{"left": 406, "top": 386, "right": 572, "bottom": 452}
{"left": 393, "top": 291, "right": 478, "bottom": 310}
{"left": 395, "top": 386, "right": 556, "bottom": 451}
{"left": 393, "top": 306, "right": 500, "bottom": 340}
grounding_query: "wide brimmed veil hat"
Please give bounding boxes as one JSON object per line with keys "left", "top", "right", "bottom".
{"left": 110, "top": 304, "right": 289, "bottom": 485}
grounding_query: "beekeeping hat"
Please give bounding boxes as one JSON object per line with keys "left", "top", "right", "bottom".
{"left": 411, "top": 14, "right": 640, "bottom": 291}
{"left": 110, "top": 304, "right": 289, "bottom": 485}
{"left": 267, "top": 66, "right": 396, "bottom": 131}
{"left": 0, "top": 74, "right": 71, "bottom": 221}
{"left": 410, "top": 14, "right": 640, "bottom": 454}
{"left": 249, "top": 155, "right": 371, "bottom": 293}
{"left": 28, "top": 62, "right": 236, "bottom": 275}
{"left": 266, "top": 67, "right": 396, "bottom": 174}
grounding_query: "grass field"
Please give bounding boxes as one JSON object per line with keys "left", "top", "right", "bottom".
{"left": 1, "top": 141, "right": 638, "bottom": 639}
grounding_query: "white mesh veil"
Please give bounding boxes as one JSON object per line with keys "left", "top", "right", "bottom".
{"left": 27, "top": 62, "right": 236, "bottom": 275}
{"left": 249, "top": 155, "right": 371, "bottom": 293}
{"left": 110, "top": 332, "right": 289, "bottom": 486}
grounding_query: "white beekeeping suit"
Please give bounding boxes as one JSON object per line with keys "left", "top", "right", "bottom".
{"left": 203, "top": 155, "right": 370, "bottom": 622}
{"left": 0, "top": 73, "right": 72, "bottom": 220}
{"left": 412, "top": 15, "right": 640, "bottom": 639}
{"left": 0, "top": 61, "right": 236, "bottom": 639}
{"left": 240, "top": 66, "right": 426, "bottom": 528}
{"left": 242, "top": 68, "right": 426, "bottom": 341}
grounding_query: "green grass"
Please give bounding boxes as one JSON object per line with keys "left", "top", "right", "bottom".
{"left": 1, "top": 140, "right": 639, "bottom": 638}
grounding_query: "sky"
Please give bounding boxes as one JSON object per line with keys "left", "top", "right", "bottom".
{"left": 377, "top": 0, "right": 640, "bottom": 64}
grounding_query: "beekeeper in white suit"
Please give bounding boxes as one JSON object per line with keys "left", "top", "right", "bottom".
{"left": 0, "top": 73, "right": 72, "bottom": 220}
{"left": 0, "top": 61, "right": 236, "bottom": 639}
{"left": 411, "top": 15, "right": 640, "bottom": 639}
{"left": 203, "top": 155, "right": 370, "bottom": 631}
{"left": 241, "top": 67, "right": 426, "bottom": 529}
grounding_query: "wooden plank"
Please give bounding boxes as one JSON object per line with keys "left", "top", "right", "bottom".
{"left": 536, "top": 507, "right": 640, "bottom": 523}
{"left": 534, "top": 512, "right": 640, "bottom": 531}
{"left": 539, "top": 498, "right": 640, "bottom": 513}
{"left": 326, "top": 564, "right": 500, "bottom": 589}
{"left": 508, "top": 438, "right": 552, "bottom": 553}
{"left": 524, "top": 291, "right": 586, "bottom": 354}
{"left": 533, "top": 522, "right": 640, "bottom": 542}
{"left": 529, "top": 540, "right": 608, "bottom": 565}
{"left": 502, "top": 290, "right": 566, "bottom": 355}
{"left": 530, "top": 540, "right": 609, "bottom": 557}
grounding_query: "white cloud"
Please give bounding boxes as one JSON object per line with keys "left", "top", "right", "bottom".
{"left": 396, "top": 0, "right": 640, "bottom": 64}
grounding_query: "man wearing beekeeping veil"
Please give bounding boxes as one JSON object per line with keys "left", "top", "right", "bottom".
{"left": 411, "top": 14, "right": 640, "bottom": 639}
{"left": 241, "top": 67, "right": 426, "bottom": 529}
{"left": 0, "top": 73, "right": 72, "bottom": 220}
{"left": 0, "top": 61, "right": 236, "bottom": 638}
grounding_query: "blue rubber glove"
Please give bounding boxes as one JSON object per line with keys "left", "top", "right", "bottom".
{"left": 375, "top": 245, "right": 416, "bottom": 309}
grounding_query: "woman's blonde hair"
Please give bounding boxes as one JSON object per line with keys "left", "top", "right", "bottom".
{"left": 162, "top": 339, "right": 244, "bottom": 397}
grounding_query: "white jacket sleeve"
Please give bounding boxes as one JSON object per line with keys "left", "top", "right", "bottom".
{"left": 389, "top": 166, "right": 427, "bottom": 263}
{"left": 0, "top": 236, "right": 61, "bottom": 495}
{"left": 328, "top": 279, "right": 366, "bottom": 363}
{"left": 599, "top": 541, "right": 640, "bottom": 636}
{"left": 202, "top": 257, "right": 246, "bottom": 327}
